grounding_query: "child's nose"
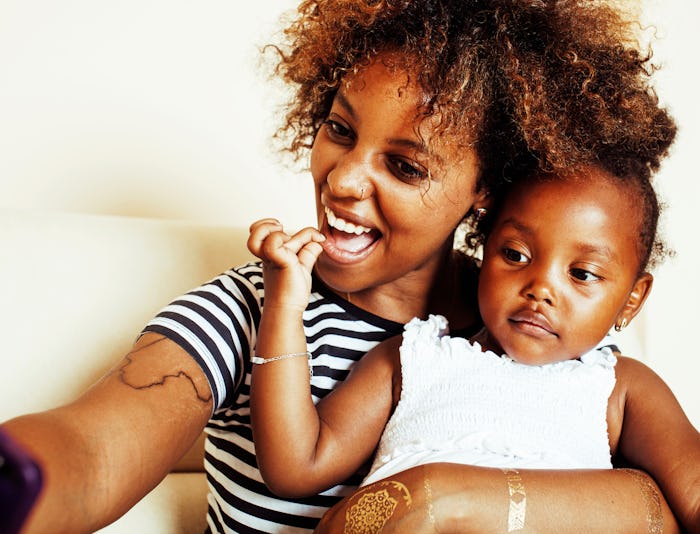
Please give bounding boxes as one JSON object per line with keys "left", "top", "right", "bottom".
{"left": 522, "top": 274, "right": 557, "bottom": 306}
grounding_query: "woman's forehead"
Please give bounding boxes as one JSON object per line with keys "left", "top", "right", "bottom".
{"left": 339, "top": 56, "right": 476, "bottom": 150}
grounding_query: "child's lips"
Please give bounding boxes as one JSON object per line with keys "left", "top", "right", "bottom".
{"left": 508, "top": 310, "right": 557, "bottom": 337}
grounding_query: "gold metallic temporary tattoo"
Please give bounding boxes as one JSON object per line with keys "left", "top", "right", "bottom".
{"left": 621, "top": 469, "right": 663, "bottom": 534}
{"left": 502, "top": 468, "right": 526, "bottom": 532}
{"left": 423, "top": 472, "right": 437, "bottom": 530}
{"left": 343, "top": 480, "right": 412, "bottom": 534}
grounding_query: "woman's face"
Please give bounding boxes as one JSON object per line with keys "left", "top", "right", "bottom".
{"left": 311, "top": 54, "right": 482, "bottom": 304}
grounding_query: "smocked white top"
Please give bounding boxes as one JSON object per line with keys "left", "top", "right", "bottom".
{"left": 363, "top": 314, "right": 617, "bottom": 486}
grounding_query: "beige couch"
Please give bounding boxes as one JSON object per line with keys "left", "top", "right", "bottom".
{"left": 1, "top": 208, "right": 254, "bottom": 533}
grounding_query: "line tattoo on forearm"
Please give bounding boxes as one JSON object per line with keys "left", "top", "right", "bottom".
{"left": 115, "top": 336, "right": 212, "bottom": 403}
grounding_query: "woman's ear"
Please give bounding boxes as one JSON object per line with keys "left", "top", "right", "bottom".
{"left": 472, "top": 188, "right": 493, "bottom": 212}
{"left": 615, "top": 272, "right": 653, "bottom": 331}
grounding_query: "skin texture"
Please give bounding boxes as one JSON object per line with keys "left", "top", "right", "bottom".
{"left": 5, "top": 334, "right": 212, "bottom": 533}
{"left": 249, "top": 168, "right": 700, "bottom": 531}
{"left": 476, "top": 170, "right": 652, "bottom": 364}
{"left": 310, "top": 53, "right": 485, "bottom": 324}
{"left": 314, "top": 463, "right": 683, "bottom": 534}
{"left": 3, "top": 52, "right": 486, "bottom": 534}
{"left": 0, "top": 2, "right": 689, "bottom": 532}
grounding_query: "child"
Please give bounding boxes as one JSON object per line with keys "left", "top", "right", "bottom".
{"left": 247, "top": 165, "right": 700, "bottom": 532}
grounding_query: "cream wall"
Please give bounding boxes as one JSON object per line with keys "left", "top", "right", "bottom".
{"left": 0, "top": 0, "right": 314, "bottom": 230}
{"left": 0, "top": 1, "right": 697, "bottom": 428}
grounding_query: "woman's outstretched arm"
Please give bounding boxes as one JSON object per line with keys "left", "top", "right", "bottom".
{"left": 315, "top": 463, "right": 682, "bottom": 534}
{"left": 1, "top": 334, "right": 213, "bottom": 534}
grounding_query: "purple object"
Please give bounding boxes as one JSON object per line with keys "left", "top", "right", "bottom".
{"left": 0, "top": 429, "right": 43, "bottom": 533}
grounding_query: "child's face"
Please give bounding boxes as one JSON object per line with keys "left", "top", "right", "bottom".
{"left": 310, "top": 52, "right": 483, "bottom": 298}
{"left": 477, "top": 170, "right": 647, "bottom": 364}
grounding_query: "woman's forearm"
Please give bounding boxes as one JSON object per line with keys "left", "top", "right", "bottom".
{"left": 316, "top": 463, "right": 683, "bottom": 534}
{"left": 4, "top": 334, "right": 212, "bottom": 533}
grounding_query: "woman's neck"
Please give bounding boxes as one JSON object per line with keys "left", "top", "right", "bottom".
{"left": 339, "top": 251, "right": 481, "bottom": 329}
{"left": 426, "top": 251, "right": 481, "bottom": 332}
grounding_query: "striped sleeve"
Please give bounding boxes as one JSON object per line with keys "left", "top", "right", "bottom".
{"left": 142, "top": 262, "right": 264, "bottom": 410}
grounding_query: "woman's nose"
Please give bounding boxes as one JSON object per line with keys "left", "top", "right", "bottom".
{"left": 326, "top": 152, "right": 373, "bottom": 201}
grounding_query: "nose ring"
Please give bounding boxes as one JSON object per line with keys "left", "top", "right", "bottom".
{"left": 360, "top": 185, "right": 365, "bottom": 200}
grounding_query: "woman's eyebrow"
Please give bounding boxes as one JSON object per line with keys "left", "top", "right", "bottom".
{"left": 335, "top": 88, "right": 435, "bottom": 160}
{"left": 334, "top": 91, "right": 356, "bottom": 120}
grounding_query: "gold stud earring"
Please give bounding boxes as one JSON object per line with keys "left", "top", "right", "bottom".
{"left": 615, "top": 317, "right": 628, "bottom": 332}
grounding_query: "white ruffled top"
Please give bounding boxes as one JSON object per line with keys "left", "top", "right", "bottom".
{"left": 362, "top": 315, "right": 617, "bottom": 486}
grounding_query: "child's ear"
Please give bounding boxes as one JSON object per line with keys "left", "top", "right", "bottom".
{"left": 615, "top": 272, "right": 653, "bottom": 331}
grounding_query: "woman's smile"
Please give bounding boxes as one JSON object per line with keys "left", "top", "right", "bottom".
{"left": 321, "top": 206, "right": 380, "bottom": 261}
{"left": 310, "top": 52, "right": 481, "bottom": 303}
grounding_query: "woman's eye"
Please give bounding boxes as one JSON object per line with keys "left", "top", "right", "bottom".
{"left": 389, "top": 157, "right": 427, "bottom": 183}
{"left": 323, "top": 119, "right": 353, "bottom": 142}
{"left": 570, "top": 268, "right": 601, "bottom": 282}
{"left": 502, "top": 247, "right": 528, "bottom": 264}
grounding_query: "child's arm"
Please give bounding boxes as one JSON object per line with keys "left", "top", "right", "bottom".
{"left": 246, "top": 219, "right": 398, "bottom": 498}
{"left": 613, "top": 356, "right": 700, "bottom": 532}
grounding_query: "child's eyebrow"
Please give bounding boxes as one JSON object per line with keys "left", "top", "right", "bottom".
{"left": 574, "top": 243, "right": 617, "bottom": 262}
{"left": 501, "top": 217, "right": 619, "bottom": 262}
{"left": 500, "top": 217, "right": 532, "bottom": 236}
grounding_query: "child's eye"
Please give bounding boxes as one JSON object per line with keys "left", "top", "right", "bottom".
{"left": 502, "top": 247, "right": 529, "bottom": 264}
{"left": 323, "top": 119, "right": 353, "bottom": 142}
{"left": 389, "top": 157, "right": 427, "bottom": 184}
{"left": 570, "top": 268, "right": 601, "bottom": 282}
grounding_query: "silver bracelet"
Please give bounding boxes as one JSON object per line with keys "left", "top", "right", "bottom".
{"left": 250, "top": 351, "right": 313, "bottom": 377}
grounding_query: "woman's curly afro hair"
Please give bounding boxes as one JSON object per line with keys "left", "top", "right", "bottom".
{"left": 268, "top": 0, "right": 676, "bottom": 213}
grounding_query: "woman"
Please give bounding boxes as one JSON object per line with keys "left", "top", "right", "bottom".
{"left": 2, "top": 1, "right": 679, "bottom": 532}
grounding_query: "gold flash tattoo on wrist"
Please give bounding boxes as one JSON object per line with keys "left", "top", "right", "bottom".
{"left": 423, "top": 472, "right": 438, "bottom": 531}
{"left": 343, "top": 480, "right": 412, "bottom": 533}
{"left": 502, "top": 468, "right": 526, "bottom": 532}
{"left": 621, "top": 469, "right": 663, "bottom": 534}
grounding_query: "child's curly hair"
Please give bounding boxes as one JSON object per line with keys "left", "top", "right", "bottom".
{"left": 474, "top": 166, "right": 670, "bottom": 274}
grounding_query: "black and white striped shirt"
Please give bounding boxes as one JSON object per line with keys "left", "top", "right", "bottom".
{"left": 144, "top": 262, "right": 404, "bottom": 533}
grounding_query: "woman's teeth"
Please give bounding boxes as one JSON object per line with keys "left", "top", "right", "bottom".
{"left": 325, "top": 207, "right": 372, "bottom": 235}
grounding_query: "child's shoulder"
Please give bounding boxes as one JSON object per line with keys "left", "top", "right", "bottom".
{"left": 614, "top": 354, "right": 661, "bottom": 383}
{"left": 611, "top": 355, "right": 666, "bottom": 403}
{"left": 608, "top": 355, "right": 674, "bottom": 450}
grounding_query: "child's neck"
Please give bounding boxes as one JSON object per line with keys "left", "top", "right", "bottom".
{"left": 470, "top": 327, "right": 502, "bottom": 355}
